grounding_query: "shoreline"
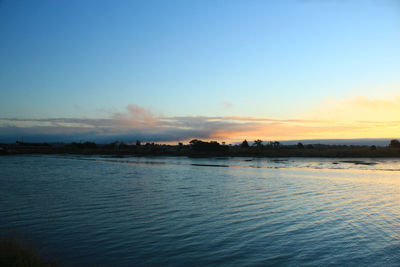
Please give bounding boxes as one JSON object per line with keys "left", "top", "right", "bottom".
{"left": 2, "top": 140, "right": 400, "bottom": 158}
{"left": 2, "top": 148, "right": 400, "bottom": 158}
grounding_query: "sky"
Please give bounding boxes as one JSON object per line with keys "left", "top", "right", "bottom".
{"left": 1, "top": 0, "right": 400, "bottom": 144}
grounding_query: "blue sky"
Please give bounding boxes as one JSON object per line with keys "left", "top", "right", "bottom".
{"left": 1, "top": 0, "right": 400, "bottom": 143}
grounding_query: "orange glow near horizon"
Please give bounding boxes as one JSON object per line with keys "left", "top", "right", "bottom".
{"left": 1, "top": 95, "right": 400, "bottom": 144}
{"left": 170, "top": 95, "right": 400, "bottom": 144}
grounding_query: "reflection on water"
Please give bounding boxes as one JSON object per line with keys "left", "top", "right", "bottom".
{"left": 0, "top": 155, "right": 399, "bottom": 266}
{"left": 65, "top": 155, "right": 400, "bottom": 172}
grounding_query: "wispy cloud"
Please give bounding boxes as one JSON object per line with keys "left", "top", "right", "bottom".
{"left": 223, "top": 101, "right": 233, "bottom": 109}
{"left": 1, "top": 96, "right": 400, "bottom": 143}
{"left": 112, "top": 104, "right": 158, "bottom": 128}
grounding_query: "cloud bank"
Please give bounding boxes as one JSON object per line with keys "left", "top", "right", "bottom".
{"left": 1, "top": 96, "right": 400, "bottom": 144}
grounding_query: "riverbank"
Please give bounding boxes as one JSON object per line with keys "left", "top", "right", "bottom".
{"left": 1, "top": 142, "right": 400, "bottom": 158}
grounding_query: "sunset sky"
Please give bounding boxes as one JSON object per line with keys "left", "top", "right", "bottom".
{"left": 1, "top": 0, "right": 400, "bottom": 143}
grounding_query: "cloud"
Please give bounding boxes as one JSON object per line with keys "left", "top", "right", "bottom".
{"left": 1, "top": 97, "right": 400, "bottom": 143}
{"left": 223, "top": 101, "right": 233, "bottom": 109}
{"left": 112, "top": 104, "right": 157, "bottom": 128}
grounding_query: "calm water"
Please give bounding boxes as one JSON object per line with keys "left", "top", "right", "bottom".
{"left": 0, "top": 155, "right": 399, "bottom": 266}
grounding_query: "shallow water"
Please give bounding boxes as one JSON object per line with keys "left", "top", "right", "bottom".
{"left": 0, "top": 155, "right": 399, "bottom": 266}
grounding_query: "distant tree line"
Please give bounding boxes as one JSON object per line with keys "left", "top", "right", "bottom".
{"left": 389, "top": 139, "right": 400, "bottom": 148}
{"left": 2, "top": 138, "right": 400, "bottom": 157}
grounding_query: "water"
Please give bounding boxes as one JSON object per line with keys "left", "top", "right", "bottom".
{"left": 0, "top": 155, "right": 399, "bottom": 266}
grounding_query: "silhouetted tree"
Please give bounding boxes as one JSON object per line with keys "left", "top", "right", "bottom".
{"left": 189, "top": 139, "right": 200, "bottom": 146}
{"left": 272, "top": 141, "right": 280, "bottom": 149}
{"left": 241, "top": 140, "right": 249, "bottom": 148}
{"left": 145, "top": 142, "right": 155, "bottom": 148}
{"left": 297, "top": 142, "right": 304, "bottom": 149}
{"left": 389, "top": 139, "right": 400, "bottom": 148}
{"left": 253, "top": 139, "right": 263, "bottom": 148}
{"left": 189, "top": 139, "right": 222, "bottom": 152}
{"left": 136, "top": 140, "right": 141, "bottom": 146}
{"left": 265, "top": 141, "right": 273, "bottom": 149}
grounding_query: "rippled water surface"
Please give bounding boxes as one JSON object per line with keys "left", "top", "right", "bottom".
{"left": 0, "top": 155, "right": 399, "bottom": 266}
